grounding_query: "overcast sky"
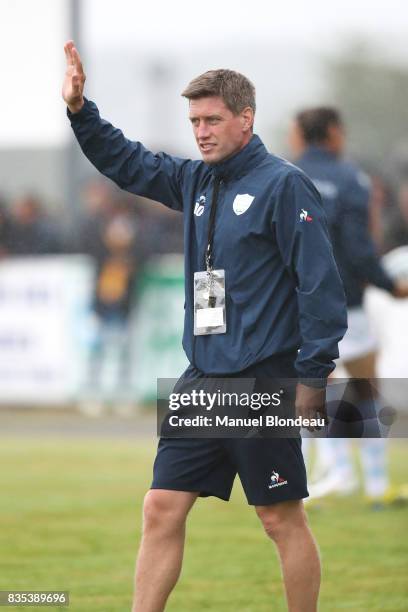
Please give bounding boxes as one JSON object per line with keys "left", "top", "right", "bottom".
{"left": 85, "top": 0, "right": 408, "bottom": 57}
{"left": 83, "top": 0, "right": 408, "bottom": 155}
{"left": 0, "top": 0, "right": 407, "bottom": 147}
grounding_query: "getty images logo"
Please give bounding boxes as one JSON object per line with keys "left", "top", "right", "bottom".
{"left": 194, "top": 195, "right": 206, "bottom": 216}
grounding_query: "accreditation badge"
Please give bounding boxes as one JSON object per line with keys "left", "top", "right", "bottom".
{"left": 193, "top": 269, "right": 226, "bottom": 335}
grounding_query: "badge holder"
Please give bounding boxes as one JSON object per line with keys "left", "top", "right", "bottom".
{"left": 194, "top": 269, "right": 226, "bottom": 335}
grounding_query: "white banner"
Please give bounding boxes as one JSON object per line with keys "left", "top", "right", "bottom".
{"left": 0, "top": 256, "right": 94, "bottom": 404}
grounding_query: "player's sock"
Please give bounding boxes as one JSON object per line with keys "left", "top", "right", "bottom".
{"left": 356, "top": 398, "right": 382, "bottom": 437}
{"left": 316, "top": 438, "right": 353, "bottom": 479}
{"left": 360, "top": 438, "right": 388, "bottom": 498}
{"left": 336, "top": 438, "right": 354, "bottom": 476}
{"left": 301, "top": 437, "right": 312, "bottom": 468}
{"left": 309, "top": 439, "right": 334, "bottom": 481}
{"left": 307, "top": 438, "right": 358, "bottom": 498}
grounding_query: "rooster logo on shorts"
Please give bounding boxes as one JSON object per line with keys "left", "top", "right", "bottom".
{"left": 268, "top": 470, "right": 288, "bottom": 489}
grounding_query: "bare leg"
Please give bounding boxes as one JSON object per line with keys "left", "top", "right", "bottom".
{"left": 344, "top": 352, "right": 389, "bottom": 497}
{"left": 256, "top": 500, "right": 320, "bottom": 612}
{"left": 132, "top": 489, "right": 198, "bottom": 612}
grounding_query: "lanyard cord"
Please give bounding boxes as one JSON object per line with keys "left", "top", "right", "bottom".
{"left": 205, "top": 176, "right": 222, "bottom": 270}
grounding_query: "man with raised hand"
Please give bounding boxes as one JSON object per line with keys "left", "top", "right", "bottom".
{"left": 63, "top": 41, "right": 347, "bottom": 612}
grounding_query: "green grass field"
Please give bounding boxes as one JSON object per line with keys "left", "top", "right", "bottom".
{"left": 1, "top": 438, "right": 407, "bottom": 611}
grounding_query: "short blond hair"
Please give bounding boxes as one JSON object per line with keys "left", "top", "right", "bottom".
{"left": 181, "top": 69, "right": 256, "bottom": 115}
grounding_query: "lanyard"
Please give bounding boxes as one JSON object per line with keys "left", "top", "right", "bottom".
{"left": 205, "top": 176, "right": 222, "bottom": 272}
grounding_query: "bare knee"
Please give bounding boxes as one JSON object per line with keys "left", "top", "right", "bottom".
{"left": 256, "top": 500, "right": 308, "bottom": 543}
{"left": 142, "top": 490, "right": 195, "bottom": 535}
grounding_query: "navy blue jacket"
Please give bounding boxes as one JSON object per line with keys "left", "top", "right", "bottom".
{"left": 296, "top": 146, "right": 395, "bottom": 307}
{"left": 68, "top": 100, "right": 347, "bottom": 382}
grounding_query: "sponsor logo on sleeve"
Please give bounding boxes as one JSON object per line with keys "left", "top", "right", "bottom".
{"left": 300, "top": 209, "right": 313, "bottom": 223}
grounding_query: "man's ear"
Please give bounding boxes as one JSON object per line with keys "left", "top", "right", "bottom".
{"left": 241, "top": 107, "right": 254, "bottom": 132}
{"left": 327, "top": 124, "right": 345, "bottom": 153}
{"left": 288, "top": 120, "right": 306, "bottom": 157}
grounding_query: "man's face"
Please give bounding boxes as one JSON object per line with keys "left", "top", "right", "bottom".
{"left": 189, "top": 96, "right": 253, "bottom": 164}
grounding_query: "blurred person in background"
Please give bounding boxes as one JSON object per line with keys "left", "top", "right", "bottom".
{"left": 86, "top": 209, "right": 141, "bottom": 410}
{"left": 139, "top": 203, "right": 184, "bottom": 258}
{"left": 9, "top": 194, "right": 63, "bottom": 255}
{"left": 63, "top": 40, "right": 349, "bottom": 612}
{"left": 71, "top": 180, "right": 147, "bottom": 412}
{"left": 383, "top": 178, "right": 408, "bottom": 252}
{"left": 0, "top": 199, "right": 14, "bottom": 258}
{"left": 366, "top": 172, "right": 392, "bottom": 252}
{"left": 72, "top": 177, "right": 183, "bottom": 262}
{"left": 72, "top": 178, "right": 114, "bottom": 260}
{"left": 289, "top": 107, "right": 408, "bottom": 508}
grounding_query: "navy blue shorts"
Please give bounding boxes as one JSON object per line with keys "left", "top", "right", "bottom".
{"left": 151, "top": 353, "right": 308, "bottom": 506}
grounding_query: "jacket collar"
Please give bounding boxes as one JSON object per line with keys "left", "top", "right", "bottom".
{"left": 298, "top": 145, "right": 339, "bottom": 161}
{"left": 208, "top": 134, "right": 268, "bottom": 181}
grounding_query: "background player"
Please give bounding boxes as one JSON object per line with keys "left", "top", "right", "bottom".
{"left": 289, "top": 107, "right": 408, "bottom": 507}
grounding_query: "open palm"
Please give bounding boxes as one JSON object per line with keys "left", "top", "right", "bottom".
{"left": 62, "top": 40, "right": 85, "bottom": 113}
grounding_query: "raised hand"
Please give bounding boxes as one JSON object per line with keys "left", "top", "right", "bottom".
{"left": 62, "top": 40, "right": 86, "bottom": 113}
